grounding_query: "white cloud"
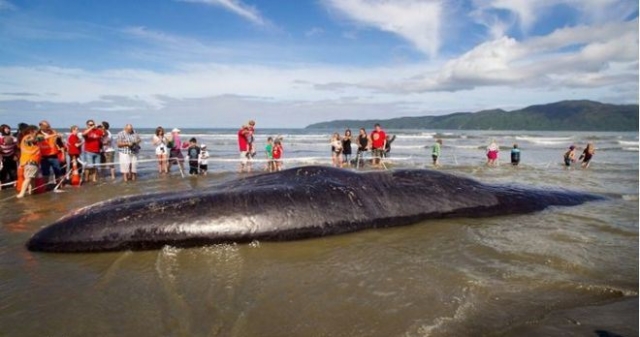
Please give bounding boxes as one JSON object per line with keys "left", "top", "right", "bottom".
{"left": 472, "top": 0, "right": 638, "bottom": 34}
{"left": 323, "top": 0, "right": 443, "bottom": 58}
{"left": 178, "top": 0, "right": 267, "bottom": 26}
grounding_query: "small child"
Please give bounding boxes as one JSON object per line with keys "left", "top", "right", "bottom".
{"left": 563, "top": 145, "right": 576, "bottom": 168}
{"left": 510, "top": 143, "right": 521, "bottom": 166}
{"left": 198, "top": 144, "right": 209, "bottom": 175}
{"left": 187, "top": 137, "right": 201, "bottom": 175}
{"left": 330, "top": 133, "right": 342, "bottom": 167}
{"left": 265, "top": 137, "right": 274, "bottom": 172}
{"left": 272, "top": 139, "right": 283, "bottom": 171}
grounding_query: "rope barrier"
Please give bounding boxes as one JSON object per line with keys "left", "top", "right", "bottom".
{"left": 0, "top": 154, "right": 415, "bottom": 190}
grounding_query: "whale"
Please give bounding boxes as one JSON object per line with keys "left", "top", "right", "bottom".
{"left": 26, "top": 165, "right": 603, "bottom": 253}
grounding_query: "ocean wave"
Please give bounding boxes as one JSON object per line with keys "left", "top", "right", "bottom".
{"left": 516, "top": 136, "right": 573, "bottom": 145}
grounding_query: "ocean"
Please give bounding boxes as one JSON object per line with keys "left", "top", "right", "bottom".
{"left": 0, "top": 128, "right": 637, "bottom": 336}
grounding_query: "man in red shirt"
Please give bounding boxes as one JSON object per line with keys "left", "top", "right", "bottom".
{"left": 237, "top": 125, "right": 251, "bottom": 173}
{"left": 370, "top": 123, "right": 387, "bottom": 168}
{"left": 82, "top": 119, "right": 104, "bottom": 182}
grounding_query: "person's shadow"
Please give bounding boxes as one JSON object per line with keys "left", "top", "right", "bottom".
{"left": 595, "top": 330, "right": 625, "bottom": 337}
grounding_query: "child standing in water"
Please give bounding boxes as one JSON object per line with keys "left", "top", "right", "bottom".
{"left": 330, "top": 133, "right": 342, "bottom": 168}
{"left": 198, "top": 144, "right": 209, "bottom": 175}
{"left": 272, "top": 139, "right": 283, "bottom": 171}
{"left": 265, "top": 137, "right": 274, "bottom": 172}
{"left": 510, "top": 144, "right": 521, "bottom": 166}
{"left": 187, "top": 138, "right": 201, "bottom": 176}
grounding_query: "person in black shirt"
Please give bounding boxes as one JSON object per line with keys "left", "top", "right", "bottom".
{"left": 356, "top": 128, "right": 369, "bottom": 168}
{"left": 342, "top": 129, "right": 352, "bottom": 167}
{"left": 187, "top": 137, "right": 201, "bottom": 176}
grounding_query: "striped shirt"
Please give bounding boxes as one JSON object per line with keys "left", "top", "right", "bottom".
{"left": 116, "top": 131, "right": 141, "bottom": 155}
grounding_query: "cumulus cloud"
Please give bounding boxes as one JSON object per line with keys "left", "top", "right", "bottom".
{"left": 323, "top": 0, "right": 443, "bottom": 58}
{"left": 178, "top": 0, "right": 267, "bottom": 26}
{"left": 313, "top": 19, "right": 638, "bottom": 95}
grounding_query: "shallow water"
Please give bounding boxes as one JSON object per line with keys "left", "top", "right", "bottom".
{"left": 0, "top": 129, "right": 637, "bottom": 336}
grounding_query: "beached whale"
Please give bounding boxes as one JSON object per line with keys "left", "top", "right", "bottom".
{"left": 26, "top": 166, "right": 603, "bottom": 253}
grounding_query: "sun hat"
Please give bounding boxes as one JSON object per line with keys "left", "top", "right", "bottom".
{"left": 569, "top": 145, "right": 575, "bottom": 150}
{"left": 172, "top": 128, "right": 181, "bottom": 133}
{"left": 200, "top": 144, "right": 207, "bottom": 148}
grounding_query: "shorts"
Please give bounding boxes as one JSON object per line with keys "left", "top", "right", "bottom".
{"left": 199, "top": 164, "right": 208, "bottom": 172}
{"left": 84, "top": 152, "right": 101, "bottom": 168}
{"left": 487, "top": 151, "right": 498, "bottom": 160}
{"left": 119, "top": 153, "right": 138, "bottom": 173}
{"left": 564, "top": 158, "right": 572, "bottom": 167}
{"left": 372, "top": 148, "right": 385, "bottom": 159}
{"left": 432, "top": 155, "right": 438, "bottom": 162}
{"left": 102, "top": 151, "right": 115, "bottom": 168}
{"left": 23, "top": 163, "right": 39, "bottom": 179}
{"left": 170, "top": 149, "right": 184, "bottom": 160}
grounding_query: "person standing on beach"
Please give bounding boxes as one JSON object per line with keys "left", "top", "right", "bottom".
{"left": 199, "top": 144, "right": 209, "bottom": 175}
{"left": 432, "top": 139, "right": 442, "bottom": 167}
{"left": 370, "top": 124, "right": 386, "bottom": 168}
{"left": 186, "top": 137, "right": 201, "bottom": 176}
{"left": 510, "top": 144, "right": 521, "bottom": 166}
{"left": 356, "top": 128, "right": 369, "bottom": 168}
{"left": 330, "top": 133, "right": 343, "bottom": 167}
{"left": 116, "top": 124, "right": 141, "bottom": 182}
{"left": 0, "top": 124, "right": 18, "bottom": 188}
{"left": 342, "top": 129, "right": 352, "bottom": 167}
{"left": 82, "top": 119, "right": 104, "bottom": 182}
{"left": 152, "top": 126, "right": 169, "bottom": 174}
{"left": 16, "top": 125, "right": 40, "bottom": 198}
{"left": 66, "top": 125, "right": 84, "bottom": 178}
{"left": 579, "top": 143, "right": 596, "bottom": 169}
{"left": 272, "top": 139, "right": 283, "bottom": 171}
{"left": 486, "top": 139, "right": 499, "bottom": 166}
{"left": 265, "top": 137, "right": 274, "bottom": 172}
{"left": 37, "top": 120, "right": 65, "bottom": 187}
{"left": 100, "top": 121, "right": 116, "bottom": 180}
{"left": 237, "top": 125, "right": 252, "bottom": 173}
{"left": 247, "top": 120, "right": 256, "bottom": 158}
{"left": 167, "top": 128, "right": 186, "bottom": 174}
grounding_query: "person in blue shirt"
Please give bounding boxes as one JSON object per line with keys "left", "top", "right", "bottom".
{"left": 511, "top": 143, "right": 521, "bottom": 166}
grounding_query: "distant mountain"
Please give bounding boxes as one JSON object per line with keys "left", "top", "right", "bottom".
{"left": 305, "top": 100, "right": 639, "bottom": 131}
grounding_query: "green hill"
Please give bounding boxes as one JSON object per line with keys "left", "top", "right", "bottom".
{"left": 305, "top": 100, "right": 639, "bottom": 131}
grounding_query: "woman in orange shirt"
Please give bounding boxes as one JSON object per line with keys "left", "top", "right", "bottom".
{"left": 17, "top": 125, "right": 41, "bottom": 198}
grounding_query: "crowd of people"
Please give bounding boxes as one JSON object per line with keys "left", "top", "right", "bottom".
{"left": 474, "top": 139, "right": 595, "bottom": 168}
{"left": 0, "top": 119, "right": 598, "bottom": 199}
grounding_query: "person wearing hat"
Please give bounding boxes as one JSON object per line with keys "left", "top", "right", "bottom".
{"left": 198, "top": 144, "right": 209, "bottom": 175}
{"left": 167, "top": 128, "right": 185, "bottom": 173}
{"left": 563, "top": 145, "right": 576, "bottom": 168}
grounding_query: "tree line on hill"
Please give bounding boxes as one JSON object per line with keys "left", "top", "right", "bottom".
{"left": 305, "top": 100, "right": 639, "bottom": 131}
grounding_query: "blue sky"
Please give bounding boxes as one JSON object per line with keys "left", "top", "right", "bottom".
{"left": 0, "top": 0, "right": 637, "bottom": 128}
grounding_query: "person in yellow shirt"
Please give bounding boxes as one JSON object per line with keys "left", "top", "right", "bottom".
{"left": 17, "top": 125, "right": 41, "bottom": 198}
